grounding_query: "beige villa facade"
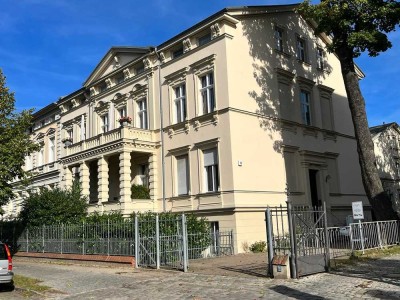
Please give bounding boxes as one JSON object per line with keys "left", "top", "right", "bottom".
{"left": 7, "top": 4, "right": 370, "bottom": 252}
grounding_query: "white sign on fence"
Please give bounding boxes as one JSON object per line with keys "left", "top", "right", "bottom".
{"left": 352, "top": 201, "right": 364, "bottom": 220}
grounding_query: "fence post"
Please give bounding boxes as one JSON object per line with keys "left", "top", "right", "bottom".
{"left": 26, "top": 228, "right": 29, "bottom": 253}
{"left": 287, "top": 201, "right": 297, "bottom": 279}
{"left": 182, "top": 214, "right": 188, "bottom": 272}
{"left": 82, "top": 221, "right": 85, "bottom": 255}
{"left": 107, "top": 219, "right": 110, "bottom": 256}
{"left": 376, "top": 222, "right": 383, "bottom": 249}
{"left": 156, "top": 214, "right": 160, "bottom": 269}
{"left": 359, "top": 220, "right": 365, "bottom": 255}
{"left": 61, "top": 223, "right": 64, "bottom": 255}
{"left": 42, "top": 225, "right": 45, "bottom": 253}
{"left": 135, "top": 215, "right": 139, "bottom": 268}
{"left": 265, "top": 208, "right": 274, "bottom": 277}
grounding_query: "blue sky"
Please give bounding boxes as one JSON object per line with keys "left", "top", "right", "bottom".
{"left": 1, "top": 0, "right": 399, "bottom": 126}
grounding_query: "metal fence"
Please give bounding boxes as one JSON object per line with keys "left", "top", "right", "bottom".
{"left": 11, "top": 214, "right": 234, "bottom": 272}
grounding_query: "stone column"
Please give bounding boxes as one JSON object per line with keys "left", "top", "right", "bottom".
{"left": 98, "top": 156, "right": 109, "bottom": 203}
{"left": 80, "top": 161, "right": 90, "bottom": 199}
{"left": 148, "top": 154, "right": 157, "bottom": 201}
{"left": 63, "top": 166, "right": 73, "bottom": 189}
{"left": 119, "top": 151, "right": 131, "bottom": 204}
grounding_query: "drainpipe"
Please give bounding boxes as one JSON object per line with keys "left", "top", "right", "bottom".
{"left": 153, "top": 47, "right": 166, "bottom": 212}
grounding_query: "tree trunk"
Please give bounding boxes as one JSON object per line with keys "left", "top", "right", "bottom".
{"left": 337, "top": 48, "right": 399, "bottom": 221}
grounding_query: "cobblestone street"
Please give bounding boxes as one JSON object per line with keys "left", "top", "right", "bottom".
{"left": 6, "top": 253, "right": 400, "bottom": 299}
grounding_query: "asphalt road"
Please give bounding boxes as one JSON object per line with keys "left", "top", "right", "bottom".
{"left": 3, "top": 255, "right": 400, "bottom": 299}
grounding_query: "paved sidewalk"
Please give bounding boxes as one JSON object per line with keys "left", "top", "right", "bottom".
{"left": 9, "top": 254, "right": 400, "bottom": 299}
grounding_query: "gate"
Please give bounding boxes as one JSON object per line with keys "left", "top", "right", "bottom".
{"left": 135, "top": 214, "right": 188, "bottom": 271}
{"left": 266, "top": 201, "right": 330, "bottom": 278}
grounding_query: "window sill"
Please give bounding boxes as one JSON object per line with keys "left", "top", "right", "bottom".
{"left": 296, "top": 59, "right": 311, "bottom": 67}
{"left": 196, "top": 191, "right": 221, "bottom": 198}
{"left": 274, "top": 49, "right": 291, "bottom": 58}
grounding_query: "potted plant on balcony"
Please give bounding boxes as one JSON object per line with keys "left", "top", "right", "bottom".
{"left": 119, "top": 116, "right": 132, "bottom": 126}
{"left": 62, "top": 137, "right": 73, "bottom": 147}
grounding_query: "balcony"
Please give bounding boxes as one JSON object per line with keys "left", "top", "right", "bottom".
{"left": 66, "top": 126, "right": 155, "bottom": 156}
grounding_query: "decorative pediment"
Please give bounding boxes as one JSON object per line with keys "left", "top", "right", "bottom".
{"left": 111, "top": 92, "right": 129, "bottom": 109}
{"left": 94, "top": 100, "right": 110, "bottom": 116}
{"left": 190, "top": 54, "right": 216, "bottom": 75}
{"left": 130, "top": 84, "right": 148, "bottom": 101}
{"left": 164, "top": 67, "right": 189, "bottom": 86}
{"left": 83, "top": 47, "right": 150, "bottom": 87}
{"left": 45, "top": 127, "right": 56, "bottom": 136}
{"left": 35, "top": 132, "right": 45, "bottom": 141}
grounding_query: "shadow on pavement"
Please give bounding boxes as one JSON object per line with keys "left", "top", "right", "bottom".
{"left": 219, "top": 263, "right": 269, "bottom": 278}
{"left": 365, "top": 289, "right": 400, "bottom": 300}
{"left": 270, "top": 285, "right": 325, "bottom": 299}
{"left": 331, "top": 258, "right": 400, "bottom": 288}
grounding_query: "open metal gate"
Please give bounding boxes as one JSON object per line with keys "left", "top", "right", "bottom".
{"left": 266, "top": 201, "right": 330, "bottom": 278}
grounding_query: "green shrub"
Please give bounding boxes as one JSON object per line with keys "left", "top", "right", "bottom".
{"left": 131, "top": 184, "right": 150, "bottom": 199}
{"left": 249, "top": 241, "right": 266, "bottom": 253}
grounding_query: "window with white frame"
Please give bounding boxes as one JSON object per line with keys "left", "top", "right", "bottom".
{"left": 68, "top": 129, "right": 73, "bottom": 140}
{"left": 300, "top": 90, "right": 312, "bottom": 125}
{"left": 137, "top": 99, "right": 148, "bottom": 129}
{"left": 296, "top": 37, "right": 306, "bottom": 62}
{"left": 48, "top": 137, "right": 55, "bottom": 163}
{"left": 176, "top": 155, "right": 189, "bottom": 195}
{"left": 137, "top": 164, "right": 149, "bottom": 187}
{"left": 38, "top": 146, "right": 44, "bottom": 166}
{"left": 101, "top": 114, "right": 109, "bottom": 133}
{"left": 317, "top": 47, "right": 324, "bottom": 70}
{"left": 25, "top": 155, "right": 32, "bottom": 170}
{"left": 274, "top": 26, "right": 284, "bottom": 52}
{"left": 118, "top": 107, "right": 127, "bottom": 119}
{"left": 174, "top": 84, "right": 186, "bottom": 123}
{"left": 203, "top": 148, "right": 219, "bottom": 192}
{"left": 200, "top": 72, "right": 215, "bottom": 115}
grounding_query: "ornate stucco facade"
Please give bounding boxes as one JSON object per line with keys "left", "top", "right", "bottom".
{"left": 370, "top": 122, "right": 400, "bottom": 214}
{"left": 7, "top": 4, "right": 370, "bottom": 252}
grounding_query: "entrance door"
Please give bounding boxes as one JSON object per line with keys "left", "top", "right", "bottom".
{"left": 308, "top": 169, "right": 321, "bottom": 208}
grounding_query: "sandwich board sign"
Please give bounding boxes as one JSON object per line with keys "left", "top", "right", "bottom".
{"left": 352, "top": 201, "right": 364, "bottom": 220}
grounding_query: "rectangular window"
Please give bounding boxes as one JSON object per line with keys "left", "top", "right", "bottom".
{"left": 300, "top": 90, "right": 312, "bottom": 125}
{"left": 176, "top": 155, "right": 189, "bottom": 195}
{"left": 203, "top": 148, "right": 219, "bottom": 192}
{"left": 274, "top": 26, "right": 284, "bottom": 52}
{"left": 136, "top": 64, "right": 145, "bottom": 75}
{"left": 317, "top": 48, "right": 324, "bottom": 69}
{"left": 118, "top": 107, "right": 127, "bottom": 118}
{"left": 173, "top": 47, "right": 184, "bottom": 59}
{"left": 200, "top": 72, "right": 215, "bottom": 115}
{"left": 198, "top": 33, "right": 212, "bottom": 46}
{"left": 48, "top": 137, "right": 55, "bottom": 163}
{"left": 138, "top": 164, "right": 149, "bottom": 187}
{"left": 67, "top": 129, "right": 73, "bottom": 141}
{"left": 101, "top": 114, "right": 109, "bottom": 133}
{"left": 174, "top": 84, "right": 186, "bottom": 123}
{"left": 38, "top": 147, "right": 44, "bottom": 166}
{"left": 137, "top": 99, "right": 148, "bottom": 129}
{"left": 296, "top": 37, "right": 306, "bottom": 62}
{"left": 99, "top": 82, "right": 107, "bottom": 93}
{"left": 116, "top": 73, "right": 125, "bottom": 84}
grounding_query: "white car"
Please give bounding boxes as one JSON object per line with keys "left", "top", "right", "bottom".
{"left": 0, "top": 242, "right": 13, "bottom": 287}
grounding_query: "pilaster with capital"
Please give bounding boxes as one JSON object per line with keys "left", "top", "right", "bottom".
{"left": 98, "top": 156, "right": 109, "bottom": 203}
{"left": 80, "top": 161, "right": 90, "bottom": 199}
{"left": 119, "top": 151, "right": 132, "bottom": 204}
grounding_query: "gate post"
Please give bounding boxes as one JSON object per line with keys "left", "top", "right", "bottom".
{"left": 156, "top": 214, "right": 160, "bottom": 269}
{"left": 135, "top": 215, "right": 139, "bottom": 268}
{"left": 323, "top": 200, "right": 330, "bottom": 271}
{"left": 265, "top": 207, "right": 274, "bottom": 277}
{"left": 287, "top": 200, "right": 297, "bottom": 279}
{"left": 182, "top": 214, "right": 188, "bottom": 272}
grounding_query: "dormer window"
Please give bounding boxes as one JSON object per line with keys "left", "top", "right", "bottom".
{"left": 99, "top": 82, "right": 107, "bottom": 93}
{"left": 172, "top": 47, "right": 184, "bottom": 59}
{"left": 135, "top": 64, "right": 145, "bottom": 75}
{"left": 115, "top": 73, "right": 125, "bottom": 84}
{"left": 198, "top": 32, "right": 211, "bottom": 46}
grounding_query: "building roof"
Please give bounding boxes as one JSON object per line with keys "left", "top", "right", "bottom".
{"left": 370, "top": 122, "right": 400, "bottom": 136}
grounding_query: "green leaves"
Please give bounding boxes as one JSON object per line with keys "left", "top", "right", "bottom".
{"left": 298, "top": 0, "right": 400, "bottom": 57}
{"left": 0, "top": 68, "right": 39, "bottom": 207}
